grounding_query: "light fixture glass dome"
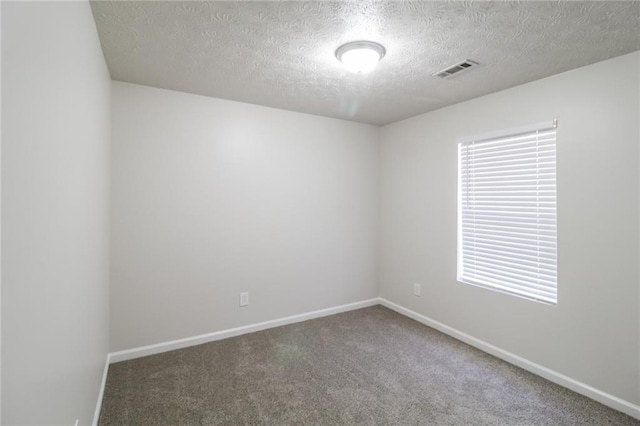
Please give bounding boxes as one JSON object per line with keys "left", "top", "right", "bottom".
{"left": 335, "top": 41, "right": 385, "bottom": 74}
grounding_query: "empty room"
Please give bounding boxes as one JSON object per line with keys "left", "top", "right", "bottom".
{"left": 2, "top": 0, "right": 640, "bottom": 425}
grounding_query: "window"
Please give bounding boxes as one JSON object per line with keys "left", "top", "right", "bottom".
{"left": 457, "top": 120, "right": 558, "bottom": 305}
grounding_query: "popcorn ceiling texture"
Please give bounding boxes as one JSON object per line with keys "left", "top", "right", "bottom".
{"left": 90, "top": 1, "right": 640, "bottom": 125}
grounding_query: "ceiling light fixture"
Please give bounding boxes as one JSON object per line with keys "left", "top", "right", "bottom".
{"left": 335, "top": 41, "right": 386, "bottom": 74}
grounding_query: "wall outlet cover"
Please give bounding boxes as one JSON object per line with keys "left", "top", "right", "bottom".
{"left": 413, "top": 283, "right": 421, "bottom": 297}
{"left": 239, "top": 292, "right": 249, "bottom": 307}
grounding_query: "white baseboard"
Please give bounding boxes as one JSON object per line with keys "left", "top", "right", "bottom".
{"left": 109, "top": 298, "right": 379, "bottom": 364}
{"left": 99, "top": 296, "right": 639, "bottom": 421}
{"left": 379, "top": 297, "right": 640, "bottom": 420}
{"left": 92, "top": 354, "right": 111, "bottom": 426}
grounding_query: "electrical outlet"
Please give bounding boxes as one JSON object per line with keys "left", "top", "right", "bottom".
{"left": 239, "top": 292, "right": 249, "bottom": 307}
{"left": 413, "top": 283, "right": 421, "bottom": 297}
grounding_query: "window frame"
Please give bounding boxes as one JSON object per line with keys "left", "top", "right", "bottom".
{"left": 456, "top": 119, "right": 558, "bottom": 305}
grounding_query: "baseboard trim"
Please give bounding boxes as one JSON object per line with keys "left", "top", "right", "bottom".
{"left": 379, "top": 297, "right": 640, "bottom": 420}
{"left": 92, "top": 354, "right": 110, "bottom": 426}
{"left": 101, "top": 297, "right": 639, "bottom": 420}
{"left": 109, "top": 298, "right": 379, "bottom": 364}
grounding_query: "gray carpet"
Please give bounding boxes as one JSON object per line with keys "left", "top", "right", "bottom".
{"left": 99, "top": 306, "right": 639, "bottom": 425}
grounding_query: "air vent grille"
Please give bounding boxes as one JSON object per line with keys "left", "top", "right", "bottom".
{"left": 434, "top": 60, "right": 478, "bottom": 78}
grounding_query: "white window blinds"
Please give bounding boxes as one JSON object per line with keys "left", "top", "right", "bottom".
{"left": 457, "top": 120, "right": 558, "bottom": 305}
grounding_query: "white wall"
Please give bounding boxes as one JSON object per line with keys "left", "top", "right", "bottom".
{"left": 379, "top": 52, "right": 640, "bottom": 405}
{"left": 111, "top": 82, "right": 379, "bottom": 351}
{"left": 2, "top": 2, "right": 111, "bottom": 424}
{"left": 0, "top": 1, "right": 635, "bottom": 421}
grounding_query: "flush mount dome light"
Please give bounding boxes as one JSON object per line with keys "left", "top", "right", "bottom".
{"left": 335, "top": 41, "right": 385, "bottom": 74}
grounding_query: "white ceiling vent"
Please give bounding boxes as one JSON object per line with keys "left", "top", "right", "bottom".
{"left": 434, "top": 60, "right": 478, "bottom": 79}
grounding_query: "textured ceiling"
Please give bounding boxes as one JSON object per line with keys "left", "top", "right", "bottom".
{"left": 91, "top": 1, "right": 640, "bottom": 126}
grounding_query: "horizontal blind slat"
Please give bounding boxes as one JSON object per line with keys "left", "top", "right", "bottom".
{"left": 462, "top": 228, "right": 557, "bottom": 242}
{"left": 462, "top": 145, "right": 555, "bottom": 158}
{"left": 462, "top": 236, "right": 557, "bottom": 253}
{"left": 462, "top": 212, "right": 556, "bottom": 221}
{"left": 461, "top": 276, "right": 557, "bottom": 303}
{"left": 461, "top": 153, "right": 556, "bottom": 168}
{"left": 463, "top": 224, "right": 556, "bottom": 236}
{"left": 461, "top": 130, "right": 556, "bottom": 149}
{"left": 462, "top": 252, "right": 557, "bottom": 272}
{"left": 462, "top": 269, "right": 557, "bottom": 294}
{"left": 463, "top": 241, "right": 557, "bottom": 260}
{"left": 463, "top": 246, "right": 557, "bottom": 265}
{"left": 463, "top": 260, "right": 557, "bottom": 283}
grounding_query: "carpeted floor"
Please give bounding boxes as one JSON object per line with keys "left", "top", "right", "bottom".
{"left": 99, "top": 305, "right": 639, "bottom": 425}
